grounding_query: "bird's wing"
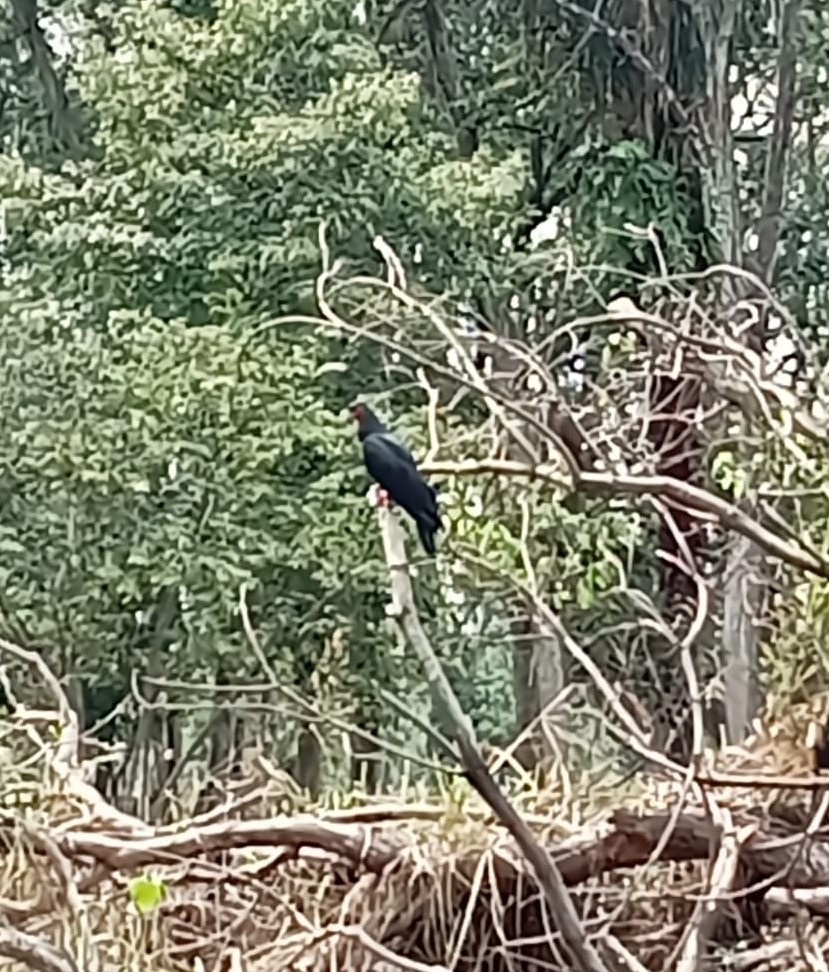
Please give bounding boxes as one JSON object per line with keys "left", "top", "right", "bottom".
{"left": 373, "top": 431, "right": 417, "bottom": 466}
{"left": 362, "top": 434, "right": 439, "bottom": 525}
{"left": 362, "top": 433, "right": 417, "bottom": 485}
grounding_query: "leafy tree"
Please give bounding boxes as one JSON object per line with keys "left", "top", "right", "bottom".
{"left": 6, "top": 0, "right": 829, "bottom": 808}
{"left": 0, "top": 0, "right": 530, "bottom": 808}
{"left": 364, "top": 0, "right": 829, "bottom": 753}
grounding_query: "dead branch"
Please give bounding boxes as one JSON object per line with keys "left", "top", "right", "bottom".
{"left": 28, "top": 803, "right": 829, "bottom": 907}
{"left": 0, "top": 637, "right": 79, "bottom": 771}
{"left": 57, "top": 816, "right": 404, "bottom": 871}
{"left": 0, "top": 925, "right": 79, "bottom": 972}
{"left": 419, "top": 458, "right": 829, "bottom": 577}
{"left": 725, "top": 940, "right": 797, "bottom": 970}
{"left": 0, "top": 637, "right": 152, "bottom": 837}
{"left": 303, "top": 923, "right": 451, "bottom": 972}
{"left": 552, "top": 809, "right": 829, "bottom": 893}
{"left": 676, "top": 809, "right": 753, "bottom": 972}
{"left": 766, "top": 886, "right": 829, "bottom": 916}
{"left": 697, "top": 771, "right": 829, "bottom": 791}
{"left": 374, "top": 506, "right": 613, "bottom": 972}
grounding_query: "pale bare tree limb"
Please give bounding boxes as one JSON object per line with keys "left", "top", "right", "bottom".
{"left": 0, "top": 636, "right": 151, "bottom": 837}
{"left": 420, "top": 458, "right": 829, "bottom": 577}
{"left": 374, "top": 506, "right": 614, "bottom": 972}
{"left": 676, "top": 809, "right": 756, "bottom": 972}
{"left": 0, "top": 636, "right": 79, "bottom": 771}
{"left": 0, "top": 925, "right": 79, "bottom": 972}
{"left": 58, "top": 817, "right": 404, "bottom": 871}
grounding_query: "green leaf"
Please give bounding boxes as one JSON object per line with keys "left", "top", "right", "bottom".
{"left": 129, "top": 875, "right": 168, "bottom": 915}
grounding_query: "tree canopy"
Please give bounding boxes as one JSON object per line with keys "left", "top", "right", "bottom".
{"left": 1, "top": 0, "right": 829, "bottom": 803}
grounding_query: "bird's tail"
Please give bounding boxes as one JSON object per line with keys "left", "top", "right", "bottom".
{"left": 416, "top": 517, "right": 439, "bottom": 556}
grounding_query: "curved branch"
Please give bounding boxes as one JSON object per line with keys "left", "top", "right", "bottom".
{"left": 0, "top": 636, "right": 79, "bottom": 769}
{"left": 0, "top": 636, "right": 152, "bottom": 836}
{"left": 58, "top": 817, "right": 403, "bottom": 872}
{"left": 420, "top": 458, "right": 829, "bottom": 577}
{"left": 44, "top": 805, "right": 829, "bottom": 905}
{"left": 0, "top": 927, "right": 78, "bottom": 972}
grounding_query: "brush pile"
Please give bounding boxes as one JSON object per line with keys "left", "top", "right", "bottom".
{"left": 2, "top": 687, "right": 829, "bottom": 972}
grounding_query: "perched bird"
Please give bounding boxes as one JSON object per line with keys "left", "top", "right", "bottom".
{"left": 352, "top": 402, "right": 441, "bottom": 556}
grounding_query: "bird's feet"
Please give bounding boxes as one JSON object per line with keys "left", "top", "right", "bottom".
{"left": 367, "top": 484, "right": 394, "bottom": 509}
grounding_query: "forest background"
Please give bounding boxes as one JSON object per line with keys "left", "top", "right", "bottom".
{"left": 1, "top": 0, "right": 828, "bottom": 826}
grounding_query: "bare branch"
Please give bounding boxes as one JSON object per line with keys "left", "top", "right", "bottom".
{"left": 374, "top": 506, "right": 613, "bottom": 972}
{"left": 0, "top": 637, "right": 153, "bottom": 836}
{"left": 676, "top": 809, "right": 755, "bottom": 972}
{"left": 58, "top": 816, "right": 403, "bottom": 871}
{"left": 0, "top": 926, "right": 79, "bottom": 972}
{"left": 0, "top": 636, "right": 79, "bottom": 771}
{"left": 421, "top": 458, "right": 829, "bottom": 577}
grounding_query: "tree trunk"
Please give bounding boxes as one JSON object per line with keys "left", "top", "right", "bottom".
{"left": 512, "top": 601, "right": 565, "bottom": 769}
{"left": 295, "top": 726, "right": 323, "bottom": 799}
{"left": 350, "top": 722, "right": 385, "bottom": 794}
{"left": 118, "top": 587, "right": 179, "bottom": 815}
{"left": 714, "top": 0, "right": 801, "bottom": 742}
{"left": 618, "top": 0, "right": 800, "bottom": 746}
{"left": 722, "top": 534, "right": 764, "bottom": 741}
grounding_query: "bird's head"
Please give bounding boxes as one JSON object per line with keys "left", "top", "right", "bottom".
{"left": 350, "top": 401, "right": 384, "bottom": 439}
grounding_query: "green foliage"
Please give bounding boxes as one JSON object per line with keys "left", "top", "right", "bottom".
{"left": 555, "top": 140, "right": 696, "bottom": 271}
{"left": 764, "top": 577, "right": 829, "bottom": 703}
{"left": 734, "top": 434, "right": 829, "bottom": 701}
{"left": 711, "top": 449, "right": 750, "bottom": 501}
{"left": 2, "top": 0, "right": 528, "bottom": 333}
{"left": 0, "top": 0, "right": 533, "bottom": 773}
{"left": 0, "top": 299, "right": 372, "bottom": 678}
{"left": 129, "top": 874, "right": 168, "bottom": 914}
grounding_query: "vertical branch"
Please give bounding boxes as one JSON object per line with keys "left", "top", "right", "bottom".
{"left": 722, "top": 534, "right": 764, "bottom": 743}
{"left": 755, "top": 0, "right": 803, "bottom": 284}
{"left": 9, "top": 0, "right": 82, "bottom": 154}
{"left": 375, "top": 507, "right": 613, "bottom": 972}
{"left": 675, "top": 810, "right": 754, "bottom": 972}
{"left": 717, "top": 0, "right": 801, "bottom": 743}
{"left": 697, "top": 0, "right": 742, "bottom": 266}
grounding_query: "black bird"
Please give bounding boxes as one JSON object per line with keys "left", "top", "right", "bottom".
{"left": 352, "top": 402, "right": 441, "bottom": 556}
